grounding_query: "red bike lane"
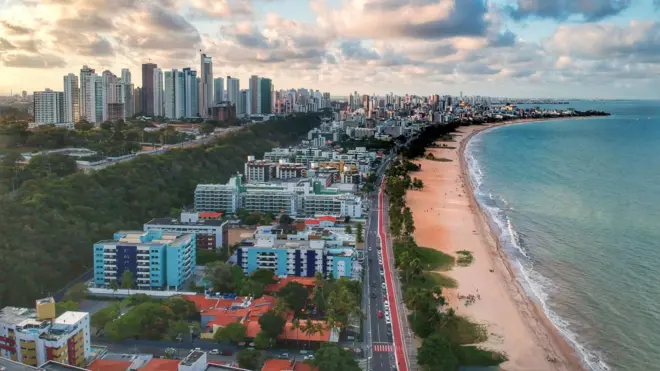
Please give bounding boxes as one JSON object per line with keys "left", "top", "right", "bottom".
{"left": 379, "top": 181, "right": 409, "bottom": 371}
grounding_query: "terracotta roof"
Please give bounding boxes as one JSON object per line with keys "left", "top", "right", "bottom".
{"left": 185, "top": 295, "right": 276, "bottom": 330}
{"left": 261, "top": 360, "right": 293, "bottom": 371}
{"left": 264, "top": 277, "right": 316, "bottom": 293}
{"left": 280, "top": 320, "right": 331, "bottom": 342}
{"left": 87, "top": 360, "right": 131, "bottom": 371}
{"left": 304, "top": 219, "right": 320, "bottom": 225}
{"left": 140, "top": 359, "right": 180, "bottom": 371}
{"left": 292, "top": 363, "right": 317, "bottom": 371}
{"left": 199, "top": 212, "right": 223, "bottom": 219}
{"left": 316, "top": 215, "right": 337, "bottom": 222}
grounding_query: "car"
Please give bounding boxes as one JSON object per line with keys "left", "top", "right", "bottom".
{"left": 209, "top": 349, "right": 219, "bottom": 355}
{"left": 385, "top": 317, "right": 391, "bottom": 324}
{"left": 279, "top": 353, "right": 289, "bottom": 359}
{"left": 304, "top": 355, "right": 315, "bottom": 361}
{"left": 377, "top": 310, "right": 383, "bottom": 319}
{"left": 194, "top": 348, "right": 201, "bottom": 351}
{"left": 221, "top": 350, "right": 233, "bottom": 356}
{"left": 382, "top": 283, "right": 386, "bottom": 289}
{"left": 371, "top": 292, "right": 377, "bottom": 299}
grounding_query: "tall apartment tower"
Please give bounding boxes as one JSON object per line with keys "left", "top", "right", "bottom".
{"left": 121, "top": 68, "right": 134, "bottom": 118}
{"left": 214, "top": 77, "right": 224, "bottom": 104}
{"left": 260, "top": 77, "right": 272, "bottom": 114}
{"left": 248, "top": 75, "right": 259, "bottom": 115}
{"left": 141, "top": 63, "right": 157, "bottom": 116}
{"left": 175, "top": 70, "right": 184, "bottom": 119}
{"left": 33, "top": 89, "right": 65, "bottom": 124}
{"left": 183, "top": 68, "right": 198, "bottom": 118}
{"left": 63, "top": 74, "right": 79, "bottom": 123}
{"left": 134, "top": 87, "right": 142, "bottom": 115}
{"left": 164, "top": 69, "right": 184, "bottom": 119}
{"left": 226, "top": 76, "right": 240, "bottom": 111}
{"left": 79, "top": 65, "right": 96, "bottom": 123}
{"left": 199, "top": 53, "right": 213, "bottom": 118}
{"left": 153, "top": 67, "right": 163, "bottom": 117}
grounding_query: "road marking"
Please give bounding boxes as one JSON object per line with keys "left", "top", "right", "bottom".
{"left": 373, "top": 343, "right": 394, "bottom": 353}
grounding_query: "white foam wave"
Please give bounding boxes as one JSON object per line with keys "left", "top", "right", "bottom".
{"left": 464, "top": 132, "right": 611, "bottom": 371}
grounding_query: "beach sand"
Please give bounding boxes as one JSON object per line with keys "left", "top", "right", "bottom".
{"left": 406, "top": 121, "right": 583, "bottom": 371}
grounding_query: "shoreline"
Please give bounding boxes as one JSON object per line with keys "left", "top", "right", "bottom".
{"left": 406, "top": 117, "right": 587, "bottom": 371}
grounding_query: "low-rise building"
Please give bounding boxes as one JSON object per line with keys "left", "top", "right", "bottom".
{"left": 0, "top": 298, "right": 90, "bottom": 368}
{"left": 93, "top": 230, "right": 195, "bottom": 290}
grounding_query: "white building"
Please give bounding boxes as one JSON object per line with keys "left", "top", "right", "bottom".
{"left": 164, "top": 70, "right": 177, "bottom": 119}
{"left": 213, "top": 77, "right": 224, "bottom": 105}
{"left": 33, "top": 89, "right": 65, "bottom": 125}
{"left": 153, "top": 68, "right": 163, "bottom": 117}
{"left": 0, "top": 298, "right": 91, "bottom": 368}
{"left": 226, "top": 76, "right": 240, "bottom": 111}
{"left": 144, "top": 211, "right": 228, "bottom": 250}
{"left": 194, "top": 176, "right": 241, "bottom": 213}
{"left": 63, "top": 74, "right": 79, "bottom": 124}
{"left": 79, "top": 65, "right": 96, "bottom": 123}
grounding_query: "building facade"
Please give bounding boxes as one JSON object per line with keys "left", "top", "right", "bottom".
{"left": 211, "top": 102, "right": 236, "bottom": 121}
{"left": 260, "top": 78, "right": 272, "bottom": 114}
{"left": 93, "top": 230, "right": 195, "bottom": 290}
{"left": 199, "top": 54, "right": 213, "bottom": 118}
{"left": 213, "top": 77, "right": 224, "bottom": 105}
{"left": 0, "top": 298, "right": 91, "bottom": 368}
{"left": 63, "top": 74, "right": 79, "bottom": 124}
{"left": 194, "top": 177, "right": 241, "bottom": 213}
{"left": 33, "top": 89, "right": 65, "bottom": 124}
{"left": 141, "top": 63, "right": 157, "bottom": 116}
{"left": 79, "top": 65, "right": 96, "bottom": 123}
{"left": 144, "top": 212, "right": 229, "bottom": 250}
{"left": 226, "top": 77, "right": 240, "bottom": 112}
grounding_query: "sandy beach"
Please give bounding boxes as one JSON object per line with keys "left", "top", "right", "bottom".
{"left": 406, "top": 120, "right": 584, "bottom": 371}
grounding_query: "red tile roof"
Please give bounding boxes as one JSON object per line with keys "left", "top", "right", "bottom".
{"left": 140, "top": 359, "right": 181, "bottom": 371}
{"left": 280, "top": 320, "right": 331, "bottom": 342}
{"left": 87, "top": 360, "right": 131, "bottom": 371}
{"left": 264, "top": 277, "right": 316, "bottom": 294}
{"left": 293, "top": 363, "right": 317, "bottom": 371}
{"left": 304, "top": 219, "right": 320, "bottom": 225}
{"left": 261, "top": 360, "right": 293, "bottom": 371}
{"left": 199, "top": 212, "right": 222, "bottom": 219}
{"left": 316, "top": 215, "right": 337, "bottom": 222}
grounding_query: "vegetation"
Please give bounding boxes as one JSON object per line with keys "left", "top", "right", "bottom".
{"left": 236, "top": 349, "right": 265, "bottom": 370}
{"left": 278, "top": 282, "right": 309, "bottom": 314}
{"left": 311, "top": 343, "right": 361, "bottom": 371}
{"left": 385, "top": 134, "right": 506, "bottom": 369}
{"left": 214, "top": 322, "right": 247, "bottom": 344}
{"left": 424, "top": 152, "right": 453, "bottom": 162}
{"left": 356, "top": 223, "right": 364, "bottom": 244}
{"left": 0, "top": 113, "right": 323, "bottom": 308}
{"left": 456, "top": 250, "right": 474, "bottom": 266}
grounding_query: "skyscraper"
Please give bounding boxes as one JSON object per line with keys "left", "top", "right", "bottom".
{"left": 141, "top": 63, "right": 157, "bottom": 116}
{"left": 249, "top": 75, "right": 259, "bottom": 114}
{"left": 214, "top": 77, "right": 224, "bottom": 104}
{"left": 79, "top": 65, "right": 96, "bottom": 123}
{"left": 94, "top": 75, "right": 104, "bottom": 123}
{"left": 260, "top": 77, "right": 272, "bottom": 114}
{"left": 134, "top": 87, "right": 142, "bottom": 115}
{"left": 183, "top": 68, "right": 198, "bottom": 118}
{"left": 121, "top": 68, "right": 133, "bottom": 118}
{"left": 239, "top": 89, "right": 248, "bottom": 116}
{"left": 153, "top": 67, "right": 163, "bottom": 117}
{"left": 63, "top": 73, "right": 79, "bottom": 124}
{"left": 101, "top": 70, "right": 118, "bottom": 122}
{"left": 164, "top": 70, "right": 176, "bottom": 119}
{"left": 175, "top": 70, "right": 184, "bottom": 119}
{"left": 200, "top": 53, "right": 213, "bottom": 118}
{"left": 226, "top": 76, "right": 240, "bottom": 112}
{"left": 33, "top": 89, "right": 65, "bottom": 124}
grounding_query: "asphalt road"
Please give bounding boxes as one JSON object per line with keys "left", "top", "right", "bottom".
{"left": 362, "top": 155, "right": 398, "bottom": 371}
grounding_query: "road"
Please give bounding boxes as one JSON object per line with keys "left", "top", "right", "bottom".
{"left": 362, "top": 155, "right": 398, "bottom": 371}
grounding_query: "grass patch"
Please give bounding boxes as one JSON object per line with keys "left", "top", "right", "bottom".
{"left": 454, "top": 345, "right": 507, "bottom": 366}
{"left": 424, "top": 152, "right": 454, "bottom": 162}
{"left": 456, "top": 250, "right": 474, "bottom": 266}
{"left": 417, "top": 246, "right": 455, "bottom": 271}
{"left": 436, "top": 316, "right": 488, "bottom": 345}
{"left": 408, "top": 272, "right": 457, "bottom": 290}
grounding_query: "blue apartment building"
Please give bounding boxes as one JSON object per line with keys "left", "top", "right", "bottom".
{"left": 93, "top": 230, "right": 196, "bottom": 290}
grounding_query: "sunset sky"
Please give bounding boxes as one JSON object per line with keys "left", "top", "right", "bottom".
{"left": 1, "top": 0, "right": 660, "bottom": 98}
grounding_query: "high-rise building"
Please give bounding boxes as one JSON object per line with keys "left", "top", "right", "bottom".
{"left": 121, "top": 68, "right": 131, "bottom": 86}
{"left": 199, "top": 53, "right": 213, "bottom": 118}
{"left": 249, "top": 75, "right": 259, "bottom": 114}
{"left": 63, "top": 73, "right": 79, "bottom": 123}
{"left": 79, "top": 65, "right": 96, "bottom": 123}
{"left": 239, "top": 89, "right": 248, "bottom": 116}
{"left": 192, "top": 77, "right": 200, "bottom": 117}
{"left": 164, "top": 70, "right": 176, "bottom": 119}
{"left": 175, "top": 70, "right": 184, "bottom": 119}
{"left": 213, "top": 77, "right": 224, "bottom": 105}
{"left": 227, "top": 76, "right": 240, "bottom": 111}
{"left": 260, "top": 77, "right": 272, "bottom": 114}
{"left": 153, "top": 67, "right": 163, "bottom": 117}
{"left": 94, "top": 75, "right": 104, "bottom": 123}
{"left": 134, "top": 87, "right": 142, "bottom": 115}
{"left": 33, "top": 89, "right": 65, "bottom": 124}
{"left": 183, "top": 68, "right": 198, "bottom": 118}
{"left": 141, "top": 63, "right": 157, "bottom": 116}
{"left": 101, "top": 70, "right": 118, "bottom": 121}
{"left": 121, "top": 68, "right": 133, "bottom": 118}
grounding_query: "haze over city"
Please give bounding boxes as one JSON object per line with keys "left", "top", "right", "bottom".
{"left": 1, "top": 0, "right": 660, "bottom": 99}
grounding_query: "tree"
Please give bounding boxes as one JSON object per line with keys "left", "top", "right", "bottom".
{"left": 344, "top": 225, "right": 352, "bottom": 234}
{"left": 258, "top": 310, "right": 286, "bottom": 339}
{"left": 55, "top": 300, "right": 79, "bottom": 315}
{"left": 214, "top": 322, "right": 247, "bottom": 344}
{"left": 103, "top": 301, "right": 172, "bottom": 341}
{"left": 120, "top": 270, "right": 134, "bottom": 291}
{"left": 279, "top": 214, "right": 294, "bottom": 224}
{"left": 254, "top": 331, "right": 274, "bottom": 349}
{"left": 239, "top": 279, "right": 264, "bottom": 298}
{"left": 204, "top": 261, "right": 243, "bottom": 292}
{"left": 417, "top": 334, "right": 458, "bottom": 371}
{"left": 91, "top": 304, "right": 120, "bottom": 331}
{"left": 109, "top": 280, "right": 119, "bottom": 292}
{"left": 302, "top": 319, "right": 317, "bottom": 349}
{"left": 278, "top": 282, "right": 309, "bottom": 314}
{"left": 200, "top": 123, "right": 215, "bottom": 135}
{"left": 403, "top": 207, "right": 415, "bottom": 236}
{"left": 251, "top": 269, "right": 276, "bottom": 286}
{"left": 167, "top": 320, "right": 200, "bottom": 342}
{"left": 64, "top": 283, "right": 89, "bottom": 302}
{"left": 124, "top": 294, "right": 152, "bottom": 307}
{"left": 236, "top": 349, "right": 263, "bottom": 370}
{"left": 290, "top": 318, "right": 301, "bottom": 347}
{"left": 163, "top": 296, "right": 197, "bottom": 320}
{"left": 75, "top": 120, "right": 94, "bottom": 131}
{"left": 312, "top": 343, "right": 361, "bottom": 371}
{"left": 356, "top": 223, "right": 363, "bottom": 244}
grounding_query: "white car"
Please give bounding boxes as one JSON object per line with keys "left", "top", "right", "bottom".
{"left": 385, "top": 317, "right": 391, "bottom": 324}
{"left": 209, "top": 349, "right": 219, "bottom": 355}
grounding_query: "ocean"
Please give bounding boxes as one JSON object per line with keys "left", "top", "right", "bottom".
{"left": 465, "top": 100, "right": 660, "bottom": 371}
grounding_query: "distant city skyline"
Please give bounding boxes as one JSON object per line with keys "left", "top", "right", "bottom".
{"left": 1, "top": 0, "right": 660, "bottom": 99}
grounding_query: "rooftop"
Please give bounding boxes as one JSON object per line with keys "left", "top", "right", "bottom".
{"left": 41, "top": 361, "right": 89, "bottom": 371}
{"left": 86, "top": 360, "right": 132, "bottom": 371}
{"left": 0, "top": 357, "right": 41, "bottom": 371}
{"left": 146, "top": 217, "right": 226, "bottom": 227}
{"left": 181, "top": 351, "right": 204, "bottom": 366}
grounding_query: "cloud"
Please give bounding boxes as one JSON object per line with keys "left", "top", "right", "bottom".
{"left": 340, "top": 40, "right": 380, "bottom": 61}
{"left": 0, "top": 21, "right": 33, "bottom": 35}
{"left": 506, "top": 0, "right": 631, "bottom": 22}
{"left": 56, "top": 13, "right": 116, "bottom": 32}
{"left": 187, "top": 0, "right": 252, "bottom": 19}
{"left": 0, "top": 38, "right": 16, "bottom": 51}
{"left": 1, "top": 52, "right": 67, "bottom": 68}
{"left": 114, "top": 5, "right": 201, "bottom": 51}
{"left": 313, "top": 0, "right": 490, "bottom": 40}
{"left": 545, "top": 20, "right": 660, "bottom": 61}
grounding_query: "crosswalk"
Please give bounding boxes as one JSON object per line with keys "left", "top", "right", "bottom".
{"left": 373, "top": 343, "right": 394, "bottom": 352}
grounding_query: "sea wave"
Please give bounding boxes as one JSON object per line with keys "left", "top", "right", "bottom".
{"left": 465, "top": 129, "right": 611, "bottom": 371}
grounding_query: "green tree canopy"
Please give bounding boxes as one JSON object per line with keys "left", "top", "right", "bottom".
{"left": 258, "top": 310, "right": 286, "bottom": 339}
{"left": 213, "top": 322, "right": 246, "bottom": 344}
{"left": 55, "top": 300, "right": 79, "bottom": 315}
{"left": 236, "top": 349, "right": 264, "bottom": 370}
{"left": 104, "top": 301, "right": 172, "bottom": 341}
{"left": 312, "top": 344, "right": 361, "bottom": 371}
{"left": 204, "top": 261, "right": 244, "bottom": 292}
{"left": 91, "top": 304, "right": 120, "bottom": 330}
{"left": 279, "top": 214, "right": 294, "bottom": 224}
{"left": 278, "top": 282, "right": 309, "bottom": 314}
{"left": 254, "top": 331, "right": 274, "bottom": 349}
{"left": 250, "top": 269, "right": 276, "bottom": 286}
{"left": 120, "top": 270, "right": 134, "bottom": 289}
{"left": 417, "top": 333, "right": 458, "bottom": 371}
{"left": 64, "top": 283, "right": 89, "bottom": 303}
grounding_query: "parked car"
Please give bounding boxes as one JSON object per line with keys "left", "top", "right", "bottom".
{"left": 209, "top": 349, "right": 219, "bottom": 355}
{"left": 279, "top": 353, "right": 289, "bottom": 359}
{"left": 378, "top": 310, "right": 383, "bottom": 319}
{"left": 220, "top": 350, "right": 233, "bottom": 356}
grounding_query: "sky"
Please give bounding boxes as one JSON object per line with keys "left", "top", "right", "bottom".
{"left": 1, "top": 0, "right": 660, "bottom": 99}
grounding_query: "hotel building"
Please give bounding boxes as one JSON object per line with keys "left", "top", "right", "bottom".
{"left": 0, "top": 298, "right": 90, "bottom": 368}
{"left": 93, "top": 230, "right": 195, "bottom": 290}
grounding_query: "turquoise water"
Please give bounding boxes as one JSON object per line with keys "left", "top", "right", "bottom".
{"left": 466, "top": 101, "right": 660, "bottom": 371}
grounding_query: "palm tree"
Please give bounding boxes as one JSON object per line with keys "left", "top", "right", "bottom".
{"left": 303, "top": 319, "right": 316, "bottom": 349}
{"left": 290, "top": 319, "right": 300, "bottom": 348}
